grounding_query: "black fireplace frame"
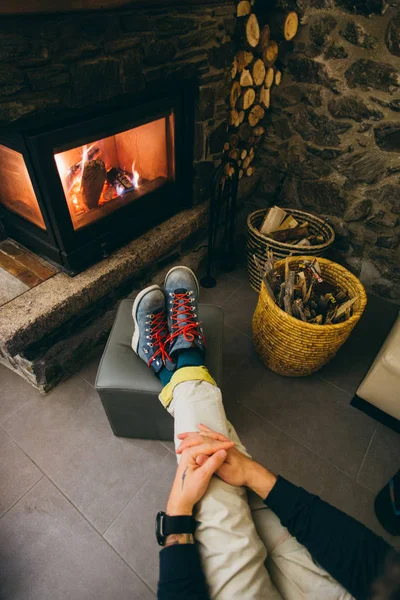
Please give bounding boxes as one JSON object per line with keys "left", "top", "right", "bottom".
{"left": 0, "top": 81, "right": 195, "bottom": 274}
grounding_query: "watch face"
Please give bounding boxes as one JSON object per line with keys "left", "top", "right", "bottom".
{"left": 156, "top": 511, "right": 166, "bottom": 546}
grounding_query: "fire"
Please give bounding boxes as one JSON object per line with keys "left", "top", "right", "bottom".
{"left": 131, "top": 161, "right": 140, "bottom": 188}
{"left": 55, "top": 145, "right": 141, "bottom": 217}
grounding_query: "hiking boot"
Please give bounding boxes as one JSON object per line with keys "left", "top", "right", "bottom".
{"left": 164, "top": 266, "right": 205, "bottom": 360}
{"left": 132, "top": 285, "right": 171, "bottom": 373}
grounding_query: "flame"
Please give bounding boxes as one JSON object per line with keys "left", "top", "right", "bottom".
{"left": 131, "top": 161, "right": 140, "bottom": 188}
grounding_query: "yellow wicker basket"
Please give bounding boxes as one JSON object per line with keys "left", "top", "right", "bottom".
{"left": 252, "top": 256, "right": 367, "bottom": 377}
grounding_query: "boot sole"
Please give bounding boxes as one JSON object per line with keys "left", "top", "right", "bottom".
{"left": 131, "top": 284, "right": 161, "bottom": 353}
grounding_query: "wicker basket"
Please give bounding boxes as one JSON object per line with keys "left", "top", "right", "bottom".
{"left": 247, "top": 208, "right": 335, "bottom": 292}
{"left": 252, "top": 256, "right": 367, "bottom": 377}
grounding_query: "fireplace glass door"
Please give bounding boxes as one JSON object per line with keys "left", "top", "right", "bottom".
{"left": 54, "top": 114, "right": 175, "bottom": 231}
{"left": 0, "top": 145, "right": 46, "bottom": 230}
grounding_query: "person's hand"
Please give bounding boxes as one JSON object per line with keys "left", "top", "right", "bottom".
{"left": 177, "top": 424, "right": 278, "bottom": 499}
{"left": 166, "top": 438, "right": 235, "bottom": 516}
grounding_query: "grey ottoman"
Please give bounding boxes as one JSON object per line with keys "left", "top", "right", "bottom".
{"left": 96, "top": 298, "right": 223, "bottom": 440}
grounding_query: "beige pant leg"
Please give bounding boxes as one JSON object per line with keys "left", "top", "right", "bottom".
{"left": 226, "top": 423, "right": 354, "bottom": 600}
{"left": 168, "top": 380, "right": 282, "bottom": 600}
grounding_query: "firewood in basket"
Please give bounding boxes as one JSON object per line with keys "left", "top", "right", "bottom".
{"left": 271, "top": 223, "right": 309, "bottom": 242}
{"left": 332, "top": 296, "right": 358, "bottom": 323}
{"left": 278, "top": 282, "right": 286, "bottom": 308}
{"left": 278, "top": 215, "right": 298, "bottom": 230}
{"left": 260, "top": 206, "right": 287, "bottom": 235}
{"left": 253, "top": 254, "right": 274, "bottom": 299}
{"left": 293, "top": 298, "right": 307, "bottom": 322}
{"left": 81, "top": 159, "right": 106, "bottom": 210}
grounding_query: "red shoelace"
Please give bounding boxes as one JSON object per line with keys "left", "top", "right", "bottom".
{"left": 166, "top": 292, "right": 204, "bottom": 347}
{"left": 147, "top": 311, "right": 172, "bottom": 368}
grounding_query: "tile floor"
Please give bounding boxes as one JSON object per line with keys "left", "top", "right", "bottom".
{"left": 0, "top": 262, "right": 399, "bottom": 599}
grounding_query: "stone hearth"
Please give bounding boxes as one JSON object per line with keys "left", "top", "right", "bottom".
{"left": 0, "top": 204, "right": 208, "bottom": 392}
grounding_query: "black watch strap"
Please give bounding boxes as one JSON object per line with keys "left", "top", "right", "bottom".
{"left": 163, "top": 515, "right": 195, "bottom": 536}
{"left": 156, "top": 511, "right": 196, "bottom": 546}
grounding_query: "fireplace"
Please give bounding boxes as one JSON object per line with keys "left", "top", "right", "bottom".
{"left": 0, "top": 84, "right": 194, "bottom": 273}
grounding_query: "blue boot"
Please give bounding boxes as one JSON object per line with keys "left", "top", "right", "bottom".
{"left": 164, "top": 266, "right": 205, "bottom": 363}
{"left": 131, "top": 285, "right": 171, "bottom": 373}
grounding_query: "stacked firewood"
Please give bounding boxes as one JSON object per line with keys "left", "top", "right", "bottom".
{"left": 224, "top": 2, "right": 299, "bottom": 179}
{"left": 255, "top": 252, "right": 359, "bottom": 325}
{"left": 260, "top": 206, "right": 325, "bottom": 247}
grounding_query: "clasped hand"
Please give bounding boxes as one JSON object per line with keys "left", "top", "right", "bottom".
{"left": 167, "top": 424, "right": 277, "bottom": 516}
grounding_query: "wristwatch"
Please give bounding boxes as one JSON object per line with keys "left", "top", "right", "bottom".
{"left": 155, "top": 511, "right": 196, "bottom": 546}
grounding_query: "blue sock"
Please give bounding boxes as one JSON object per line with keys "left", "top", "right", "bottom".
{"left": 158, "top": 366, "right": 173, "bottom": 387}
{"left": 177, "top": 348, "right": 205, "bottom": 369}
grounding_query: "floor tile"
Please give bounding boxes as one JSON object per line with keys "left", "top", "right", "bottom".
{"left": 222, "top": 323, "right": 253, "bottom": 374}
{"left": 3, "top": 375, "right": 168, "bottom": 533}
{"left": 225, "top": 355, "right": 376, "bottom": 478}
{"left": 105, "top": 452, "right": 177, "bottom": 593}
{"left": 223, "top": 284, "right": 258, "bottom": 337}
{"left": 0, "top": 477, "right": 154, "bottom": 600}
{"left": 0, "top": 363, "right": 37, "bottom": 424}
{"left": 78, "top": 349, "right": 103, "bottom": 388}
{"left": 199, "top": 273, "right": 242, "bottom": 306}
{"left": 226, "top": 402, "right": 399, "bottom": 549}
{"left": 357, "top": 424, "right": 400, "bottom": 494}
{"left": 319, "top": 294, "right": 399, "bottom": 396}
{"left": 0, "top": 428, "right": 42, "bottom": 517}
{"left": 0, "top": 267, "right": 29, "bottom": 307}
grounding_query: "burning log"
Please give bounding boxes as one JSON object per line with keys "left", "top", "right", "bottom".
{"left": 65, "top": 145, "right": 100, "bottom": 189}
{"left": 81, "top": 159, "right": 106, "bottom": 210}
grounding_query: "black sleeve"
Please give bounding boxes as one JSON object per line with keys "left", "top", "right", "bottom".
{"left": 158, "top": 544, "right": 210, "bottom": 600}
{"left": 266, "top": 476, "right": 395, "bottom": 600}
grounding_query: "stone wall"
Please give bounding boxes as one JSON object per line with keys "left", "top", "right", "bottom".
{"left": 0, "top": 1, "right": 236, "bottom": 205}
{"left": 256, "top": 0, "right": 400, "bottom": 301}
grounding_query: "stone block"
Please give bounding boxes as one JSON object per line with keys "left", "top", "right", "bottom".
{"left": 298, "top": 180, "right": 347, "bottom": 216}
{"left": 208, "top": 121, "right": 227, "bottom": 154}
{"left": 291, "top": 105, "right": 351, "bottom": 147}
{"left": 306, "top": 145, "right": 346, "bottom": 160}
{"left": 156, "top": 16, "right": 198, "bottom": 37}
{"left": 345, "top": 199, "right": 372, "bottom": 222}
{"left": 366, "top": 209, "right": 398, "bottom": 228}
{"left": 345, "top": 59, "right": 400, "bottom": 91}
{"left": 145, "top": 40, "right": 175, "bottom": 66}
{"left": 288, "top": 57, "right": 332, "bottom": 88}
{"left": 208, "top": 41, "right": 235, "bottom": 69}
{"left": 273, "top": 84, "right": 304, "bottom": 107}
{"left": 0, "top": 65, "right": 25, "bottom": 96}
{"left": 197, "top": 86, "right": 215, "bottom": 121}
{"left": 324, "top": 44, "right": 348, "bottom": 59}
{"left": 341, "top": 22, "right": 377, "bottom": 49}
{"left": 193, "top": 161, "right": 214, "bottom": 204}
{"left": 120, "top": 47, "right": 145, "bottom": 95}
{"left": 366, "top": 183, "right": 400, "bottom": 213}
{"left": 376, "top": 234, "right": 400, "bottom": 248}
{"left": 335, "top": 0, "right": 388, "bottom": 15}
{"left": 386, "top": 9, "right": 400, "bottom": 56}
{"left": 0, "top": 33, "right": 30, "bottom": 60}
{"left": 71, "top": 57, "right": 122, "bottom": 107}
{"left": 338, "top": 152, "right": 387, "bottom": 185}
{"left": 26, "top": 65, "right": 69, "bottom": 91}
{"left": 310, "top": 16, "right": 337, "bottom": 47}
{"left": 374, "top": 122, "right": 400, "bottom": 152}
{"left": 104, "top": 36, "right": 142, "bottom": 54}
{"left": 178, "top": 29, "right": 216, "bottom": 50}
{"left": 328, "top": 96, "right": 383, "bottom": 122}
